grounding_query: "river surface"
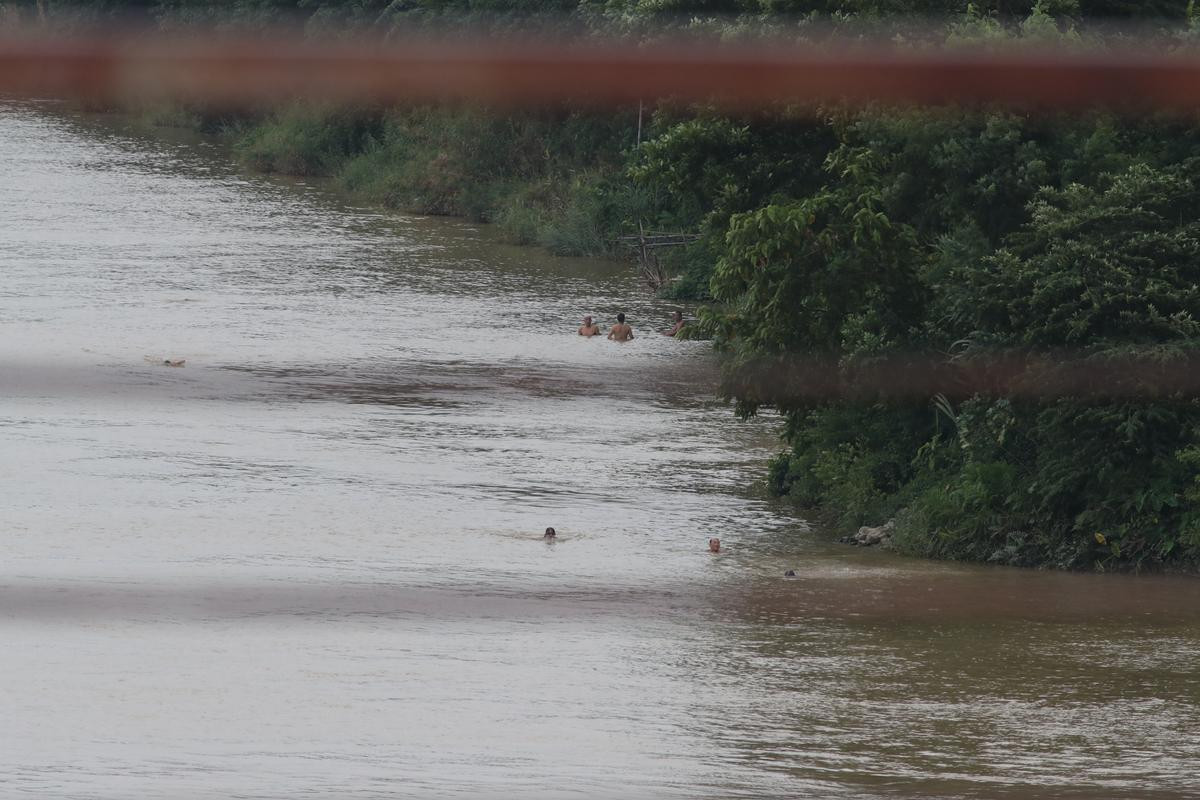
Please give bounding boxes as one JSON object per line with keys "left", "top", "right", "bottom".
{"left": 3, "top": 100, "right": 1200, "bottom": 799}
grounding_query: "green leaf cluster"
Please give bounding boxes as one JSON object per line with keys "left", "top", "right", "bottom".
{"left": 698, "top": 90, "right": 1200, "bottom": 569}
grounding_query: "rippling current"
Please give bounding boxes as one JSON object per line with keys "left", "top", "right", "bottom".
{"left": 3, "top": 101, "right": 1200, "bottom": 799}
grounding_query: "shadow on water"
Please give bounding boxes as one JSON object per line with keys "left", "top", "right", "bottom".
{"left": 221, "top": 358, "right": 721, "bottom": 405}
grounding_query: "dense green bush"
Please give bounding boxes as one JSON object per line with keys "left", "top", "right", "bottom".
{"left": 236, "top": 104, "right": 383, "bottom": 176}
{"left": 232, "top": 105, "right": 642, "bottom": 253}
{"left": 729, "top": 146, "right": 1200, "bottom": 570}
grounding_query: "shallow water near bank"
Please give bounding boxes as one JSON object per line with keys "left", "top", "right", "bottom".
{"left": 2, "top": 100, "right": 1199, "bottom": 799}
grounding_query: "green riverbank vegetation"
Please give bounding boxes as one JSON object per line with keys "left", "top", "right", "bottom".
{"left": 10, "top": 0, "right": 1200, "bottom": 570}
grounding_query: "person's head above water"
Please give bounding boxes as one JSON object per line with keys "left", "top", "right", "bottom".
{"left": 673, "top": 310, "right": 683, "bottom": 322}
{"left": 617, "top": 312, "right": 626, "bottom": 323}
{"left": 583, "top": 316, "right": 593, "bottom": 325}
{"left": 708, "top": 537, "right": 720, "bottom": 553}
{"left": 544, "top": 527, "right": 556, "bottom": 538}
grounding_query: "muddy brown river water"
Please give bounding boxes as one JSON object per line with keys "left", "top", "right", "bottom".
{"left": 2, "top": 101, "right": 1199, "bottom": 799}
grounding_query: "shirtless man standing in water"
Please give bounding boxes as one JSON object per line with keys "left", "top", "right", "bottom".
{"left": 607, "top": 313, "right": 634, "bottom": 342}
{"left": 578, "top": 316, "right": 601, "bottom": 337}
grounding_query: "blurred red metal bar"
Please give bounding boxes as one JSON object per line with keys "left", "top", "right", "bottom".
{"left": 3, "top": 36, "right": 1200, "bottom": 109}
{"left": 724, "top": 351, "right": 1200, "bottom": 402}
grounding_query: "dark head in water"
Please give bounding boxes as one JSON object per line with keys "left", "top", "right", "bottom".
{"left": 708, "top": 537, "right": 720, "bottom": 553}
{"left": 784, "top": 569, "right": 796, "bottom": 577}
{"left": 544, "top": 527, "right": 556, "bottom": 538}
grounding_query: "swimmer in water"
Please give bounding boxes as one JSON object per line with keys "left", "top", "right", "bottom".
{"left": 544, "top": 527, "right": 557, "bottom": 539}
{"left": 578, "top": 316, "right": 601, "bottom": 337}
{"left": 664, "top": 310, "right": 684, "bottom": 337}
{"left": 708, "top": 537, "right": 720, "bottom": 553}
{"left": 607, "top": 313, "right": 634, "bottom": 342}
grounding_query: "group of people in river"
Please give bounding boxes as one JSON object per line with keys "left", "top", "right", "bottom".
{"left": 577, "top": 310, "right": 685, "bottom": 340}
{"left": 562, "top": 308, "right": 744, "bottom": 557}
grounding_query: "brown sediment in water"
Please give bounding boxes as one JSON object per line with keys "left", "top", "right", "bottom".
{"left": 729, "top": 563, "right": 1200, "bottom": 624}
